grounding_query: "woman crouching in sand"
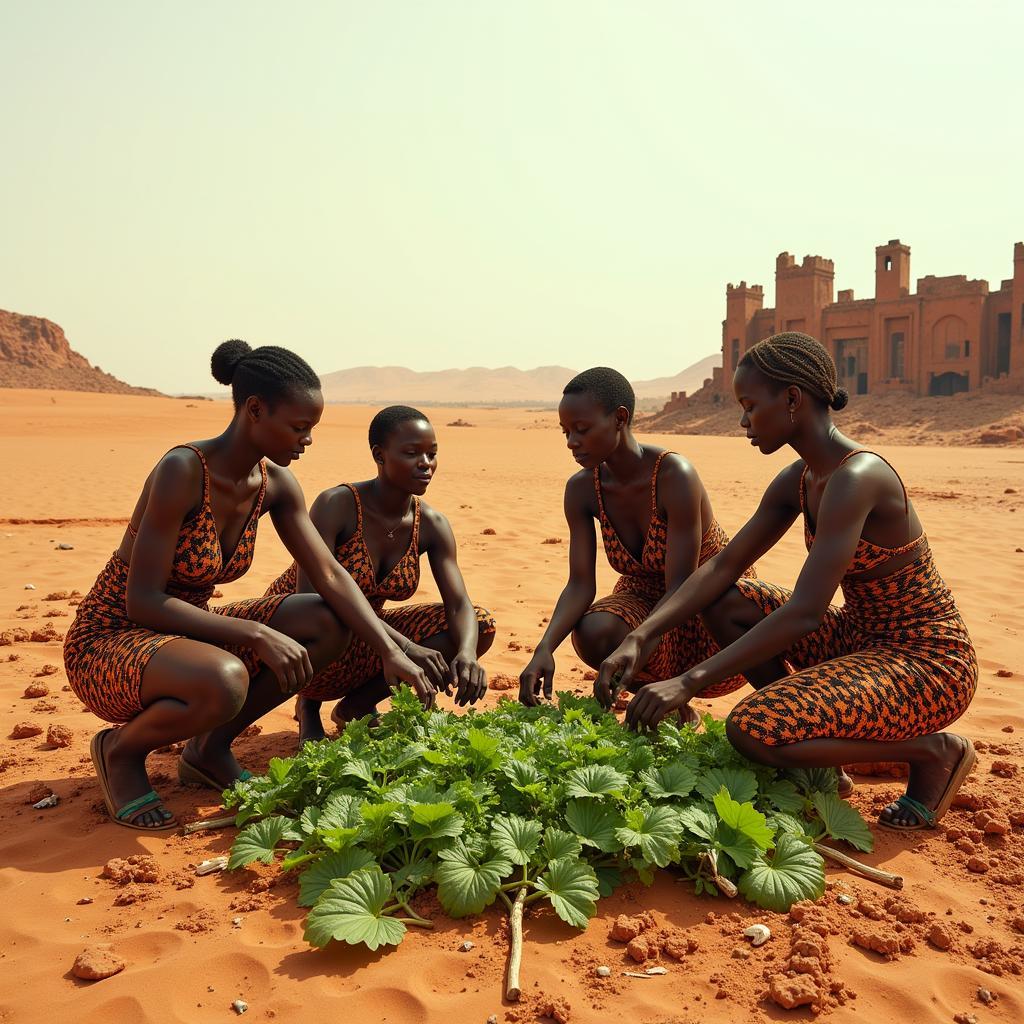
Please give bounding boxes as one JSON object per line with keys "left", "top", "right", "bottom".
{"left": 269, "top": 405, "right": 496, "bottom": 744}
{"left": 597, "top": 333, "right": 978, "bottom": 830}
{"left": 63, "top": 341, "right": 431, "bottom": 830}
{"left": 518, "top": 366, "right": 755, "bottom": 725}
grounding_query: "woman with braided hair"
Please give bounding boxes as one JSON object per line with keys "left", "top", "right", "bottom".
{"left": 64, "top": 340, "right": 432, "bottom": 830}
{"left": 596, "top": 332, "right": 978, "bottom": 831}
{"left": 519, "top": 366, "right": 753, "bottom": 722}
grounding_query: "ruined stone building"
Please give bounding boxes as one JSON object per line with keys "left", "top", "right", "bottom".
{"left": 702, "top": 240, "right": 1024, "bottom": 399}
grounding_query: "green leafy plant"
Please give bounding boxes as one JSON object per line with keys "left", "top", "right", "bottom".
{"left": 224, "top": 688, "right": 875, "bottom": 996}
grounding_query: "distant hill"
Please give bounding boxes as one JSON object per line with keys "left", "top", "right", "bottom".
{"left": 0, "top": 309, "right": 158, "bottom": 395}
{"left": 318, "top": 355, "right": 721, "bottom": 407}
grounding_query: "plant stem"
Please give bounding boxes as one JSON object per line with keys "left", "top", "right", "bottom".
{"left": 505, "top": 887, "right": 527, "bottom": 1002}
{"left": 814, "top": 842, "right": 904, "bottom": 890}
{"left": 181, "top": 814, "right": 237, "bottom": 834}
{"left": 396, "top": 901, "right": 434, "bottom": 928}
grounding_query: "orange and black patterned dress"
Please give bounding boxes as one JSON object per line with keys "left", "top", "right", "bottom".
{"left": 583, "top": 451, "right": 753, "bottom": 698}
{"left": 64, "top": 445, "right": 287, "bottom": 723}
{"left": 728, "top": 450, "right": 977, "bottom": 746}
{"left": 265, "top": 483, "right": 496, "bottom": 701}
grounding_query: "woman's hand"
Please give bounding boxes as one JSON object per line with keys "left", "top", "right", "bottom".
{"left": 594, "top": 634, "right": 644, "bottom": 708}
{"left": 623, "top": 674, "right": 695, "bottom": 732}
{"left": 402, "top": 641, "right": 450, "bottom": 691}
{"left": 450, "top": 652, "right": 487, "bottom": 706}
{"left": 251, "top": 624, "right": 314, "bottom": 694}
{"left": 381, "top": 648, "right": 437, "bottom": 710}
{"left": 519, "top": 649, "right": 555, "bottom": 706}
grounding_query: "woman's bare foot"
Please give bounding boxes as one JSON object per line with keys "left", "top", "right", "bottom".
{"left": 878, "top": 734, "right": 973, "bottom": 829}
{"left": 330, "top": 694, "right": 381, "bottom": 733}
{"left": 180, "top": 736, "right": 247, "bottom": 790}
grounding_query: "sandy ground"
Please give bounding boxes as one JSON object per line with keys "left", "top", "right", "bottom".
{"left": 0, "top": 389, "right": 1022, "bottom": 1023}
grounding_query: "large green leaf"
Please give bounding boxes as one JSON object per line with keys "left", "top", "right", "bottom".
{"left": 229, "top": 816, "right": 298, "bottom": 869}
{"left": 541, "top": 827, "right": 582, "bottom": 864}
{"left": 738, "top": 835, "right": 825, "bottom": 912}
{"left": 298, "top": 848, "right": 375, "bottom": 907}
{"left": 563, "top": 799, "right": 624, "bottom": 853}
{"left": 565, "top": 764, "right": 628, "bottom": 798}
{"left": 695, "top": 766, "right": 758, "bottom": 804}
{"left": 503, "top": 760, "right": 542, "bottom": 789}
{"left": 408, "top": 802, "right": 465, "bottom": 840}
{"left": 676, "top": 803, "right": 717, "bottom": 843}
{"left": 640, "top": 759, "right": 698, "bottom": 800}
{"left": 615, "top": 805, "right": 681, "bottom": 867}
{"left": 304, "top": 867, "right": 406, "bottom": 950}
{"left": 435, "top": 841, "right": 512, "bottom": 917}
{"left": 759, "top": 779, "right": 804, "bottom": 814}
{"left": 788, "top": 766, "right": 839, "bottom": 796}
{"left": 713, "top": 788, "right": 774, "bottom": 851}
{"left": 811, "top": 793, "right": 874, "bottom": 852}
{"left": 534, "top": 858, "right": 600, "bottom": 928}
{"left": 491, "top": 815, "right": 543, "bottom": 865}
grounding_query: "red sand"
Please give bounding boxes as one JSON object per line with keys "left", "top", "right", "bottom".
{"left": 0, "top": 390, "right": 1022, "bottom": 1022}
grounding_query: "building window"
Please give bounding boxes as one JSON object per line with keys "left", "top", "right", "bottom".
{"left": 884, "top": 256, "right": 892, "bottom": 271}
{"left": 945, "top": 341, "right": 961, "bottom": 360}
{"left": 964, "top": 339, "right": 970, "bottom": 357}
{"left": 889, "top": 332, "right": 905, "bottom": 378}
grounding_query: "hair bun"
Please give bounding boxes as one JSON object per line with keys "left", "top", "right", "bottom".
{"left": 831, "top": 387, "right": 849, "bottom": 412}
{"left": 210, "top": 339, "right": 252, "bottom": 386}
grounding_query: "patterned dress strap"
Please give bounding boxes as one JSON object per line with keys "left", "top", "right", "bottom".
{"left": 650, "top": 451, "right": 672, "bottom": 517}
{"left": 344, "top": 483, "right": 364, "bottom": 533}
{"left": 411, "top": 496, "right": 422, "bottom": 552}
{"left": 592, "top": 466, "right": 607, "bottom": 519}
{"left": 254, "top": 458, "right": 268, "bottom": 513}
{"left": 798, "top": 463, "right": 809, "bottom": 516}
{"left": 174, "top": 444, "right": 211, "bottom": 500}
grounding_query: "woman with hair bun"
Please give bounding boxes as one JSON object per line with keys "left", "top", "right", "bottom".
{"left": 64, "top": 340, "right": 432, "bottom": 830}
{"left": 597, "top": 332, "right": 978, "bottom": 831}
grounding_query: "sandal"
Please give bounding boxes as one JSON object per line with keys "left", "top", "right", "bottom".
{"left": 878, "top": 738, "right": 976, "bottom": 831}
{"left": 90, "top": 729, "right": 177, "bottom": 831}
{"left": 177, "top": 755, "right": 252, "bottom": 791}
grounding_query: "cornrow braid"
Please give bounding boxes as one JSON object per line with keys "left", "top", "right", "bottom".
{"left": 211, "top": 339, "right": 321, "bottom": 409}
{"left": 740, "top": 332, "right": 849, "bottom": 412}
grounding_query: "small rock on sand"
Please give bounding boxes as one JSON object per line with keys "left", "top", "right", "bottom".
{"left": 24, "top": 583, "right": 36, "bottom": 590}
{"left": 232, "top": 1000, "right": 248, "bottom": 1015}
{"left": 57, "top": 543, "right": 74, "bottom": 550}
{"left": 46, "top": 724, "right": 73, "bottom": 748}
{"left": 72, "top": 945, "right": 126, "bottom": 981}
{"left": 927, "top": 922, "right": 954, "bottom": 950}
{"left": 23, "top": 682, "right": 50, "bottom": 698}
{"left": 481, "top": 528, "right": 496, "bottom": 535}
{"left": 769, "top": 973, "right": 819, "bottom": 1010}
{"left": 595, "top": 966, "right": 611, "bottom": 977}
{"left": 996, "top": 669, "right": 1014, "bottom": 678}
{"left": 11, "top": 722, "right": 43, "bottom": 739}
{"left": 33, "top": 793, "right": 59, "bottom": 809}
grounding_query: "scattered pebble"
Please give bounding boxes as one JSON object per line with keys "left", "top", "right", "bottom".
{"left": 195, "top": 857, "right": 228, "bottom": 876}
{"left": 481, "top": 528, "right": 496, "bottom": 535}
{"left": 459, "top": 940, "right": 474, "bottom": 952}
{"left": 743, "top": 924, "right": 772, "bottom": 946}
{"left": 232, "top": 917, "right": 243, "bottom": 928}
{"left": 996, "top": 669, "right": 1014, "bottom": 678}
{"left": 24, "top": 583, "right": 36, "bottom": 590}
{"left": 487, "top": 1016, "right": 498, "bottom": 1024}
{"left": 56, "top": 543, "right": 75, "bottom": 550}
{"left": 645, "top": 966, "right": 668, "bottom": 975}
{"left": 33, "top": 793, "right": 59, "bottom": 809}
{"left": 232, "top": 1000, "right": 248, "bottom": 1015}
{"left": 72, "top": 945, "right": 126, "bottom": 980}
{"left": 977, "top": 988, "right": 996, "bottom": 1005}
{"left": 46, "top": 724, "right": 73, "bottom": 748}
{"left": 595, "top": 966, "right": 611, "bottom": 977}
{"left": 837, "top": 894, "right": 854, "bottom": 905}
{"left": 77, "top": 897, "right": 94, "bottom": 905}
{"left": 953, "top": 1014, "right": 978, "bottom": 1024}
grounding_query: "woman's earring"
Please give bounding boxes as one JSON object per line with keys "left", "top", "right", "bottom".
{"left": 789, "top": 408, "right": 795, "bottom": 423}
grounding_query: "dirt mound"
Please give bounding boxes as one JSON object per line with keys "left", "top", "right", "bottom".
{"left": 0, "top": 309, "right": 158, "bottom": 395}
{"left": 641, "top": 389, "right": 1024, "bottom": 447}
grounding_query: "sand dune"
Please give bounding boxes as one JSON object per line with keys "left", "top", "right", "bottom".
{"left": 0, "top": 390, "right": 1022, "bottom": 1023}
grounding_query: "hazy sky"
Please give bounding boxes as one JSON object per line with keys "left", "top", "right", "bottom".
{"left": 2, "top": 2, "right": 1021, "bottom": 393}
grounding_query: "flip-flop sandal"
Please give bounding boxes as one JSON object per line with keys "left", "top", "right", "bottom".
{"left": 177, "top": 756, "right": 252, "bottom": 791}
{"left": 90, "top": 729, "right": 177, "bottom": 832}
{"left": 877, "top": 738, "right": 976, "bottom": 832}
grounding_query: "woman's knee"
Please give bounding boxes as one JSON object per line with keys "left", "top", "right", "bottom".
{"left": 571, "top": 612, "right": 628, "bottom": 668}
{"left": 209, "top": 657, "right": 250, "bottom": 720}
{"left": 701, "top": 587, "right": 757, "bottom": 645}
{"left": 725, "top": 712, "right": 785, "bottom": 767}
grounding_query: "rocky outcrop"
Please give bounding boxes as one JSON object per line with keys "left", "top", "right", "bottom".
{"left": 0, "top": 309, "right": 159, "bottom": 395}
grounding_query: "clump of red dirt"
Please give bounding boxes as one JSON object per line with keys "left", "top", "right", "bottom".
{"left": 102, "top": 855, "right": 160, "bottom": 885}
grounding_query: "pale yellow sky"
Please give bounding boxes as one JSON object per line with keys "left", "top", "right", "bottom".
{"left": 2, "top": 1, "right": 1021, "bottom": 393}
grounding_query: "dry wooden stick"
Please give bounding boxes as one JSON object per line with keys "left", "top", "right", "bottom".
{"left": 505, "top": 887, "right": 528, "bottom": 1002}
{"left": 814, "top": 842, "right": 904, "bottom": 890}
{"left": 181, "top": 814, "right": 237, "bottom": 835}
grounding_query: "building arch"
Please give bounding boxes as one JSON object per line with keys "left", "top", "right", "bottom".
{"left": 932, "top": 315, "right": 968, "bottom": 361}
